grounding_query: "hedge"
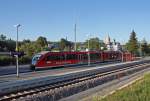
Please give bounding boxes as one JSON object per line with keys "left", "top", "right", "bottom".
{"left": 0, "top": 56, "right": 32, "bottom": 66}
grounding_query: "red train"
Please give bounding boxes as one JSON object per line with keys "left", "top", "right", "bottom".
{"left": 30, "top": 51, "right": 133, "bottom": 70}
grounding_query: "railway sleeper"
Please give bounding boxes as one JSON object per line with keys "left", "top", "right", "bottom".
{"left": 1, "top": 62, "right": 150, "bottom": 101}
{"left": 17, "top": 65, "right": 150, "bottom": 101}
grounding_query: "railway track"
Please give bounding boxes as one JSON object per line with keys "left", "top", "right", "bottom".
{"left": 0, "top": 62, "right": 150, "bottom": 101}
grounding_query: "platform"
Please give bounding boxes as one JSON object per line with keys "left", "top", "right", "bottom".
{"left": 0, "top": 61, "right": 138, "bottom": 83}
{"left": 0, "top": 59, "right": 149, "bottom": 95}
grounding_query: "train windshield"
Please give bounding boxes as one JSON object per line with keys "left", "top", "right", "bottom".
{"left": 32, "top": 54, "right": 42, "bottom": 65}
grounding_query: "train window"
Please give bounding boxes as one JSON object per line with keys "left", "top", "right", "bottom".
{"left": 73, "top": 54, "right": 78, "bottom": 59}
{"left": 32, "top": 54, "right": 42, "bottom": 61}
{"left": 90, "top": 53, "right": 100, "bottom": 60}
{"left": 46, "top": 55, "right": 52, "bottom": 61}
{"left": 82, "top": 54, "right": 88, "bottom": 60}
{"left": 66, "top": 54, "right": 71, "bottom": 60}
{"left": 66, "top": 54, "right": 77, "bottom": 60}
{"left": 60, "top": 55, "right": 65, "bottom": 60}
{"left": 66, "top": 54, "right": 70, "bottom": 60}
{"left": 46, "top": 55, "right": 54, "bottom": 61}
{"left": 55, "top": 55, "right": 60, "bottom": 60}
{"left": 47, "top": 55, "right": 61, "bottom": 61}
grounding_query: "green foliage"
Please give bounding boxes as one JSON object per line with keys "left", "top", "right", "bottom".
{"left": 99, "top": 73, "right": 150, "bottom": 101}
{"left": 85, "top": 37, "right": 102, "bottom": 51}
{"left": 19, "top": 42, "right": 36, "bottom": 56}
{"left": 141, "top": 38, "right": 149, "bottom": 56}
{"left": 126, "top": 31, "right": 150, "bottom": 56}
{"left": 148, "top": 44, "right": 150, "bottom": 55}
{"left": 59, "top": 38, "right": 72, "bottom": 51}
{"left": 126, "top": 30, "right": 139, "bottom": 55}
{"left": 6, "top": 39, "right": 16, "bottom": 51}
{"left": 19, "top": 56, "right": 32, "bottom": 64}
{"left": 19, "top": 36, "right": 48, "bottom": 57}
{"left": 22, "top": 39, "right": 31, "bottom": 44}
{"left": 0, "top": 34, "right": 6, "bottom": 41}
{"left": 0, "top": 56, "right": 31, "bottom": 66}
{"left": 0, "top": 34, "right": 16, "bottom": 51}
{"left": 0, "top": 56, "right": 15, "bottom": 66}
{"left": 36, "top": 36, "right": 48, "bottom": 47}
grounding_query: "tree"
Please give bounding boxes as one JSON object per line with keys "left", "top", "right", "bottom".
{"left": 85, "top": 37, "right": 101, "bottom": 51}
{"left": 36, "top": 36, "right": 48, "bottom": 52}
{"left": 148, "top": 44, "right": 150, "bottom": 55}
{"left": 141, "top": 38, "right": 149, "bottom": 56}
{"left": 99, "top": 40, "right": 107, "bottom": 50}
{"left": 59, "top": 38, "right": 72, "bottom": 51}
{"left": 0, "top": 34, "right": 6, "bottom": 51}
{"left": 0, "top": 35, "right": 16, "bottom": 51}
{"left": 36, "top": 36, "right": 48, "bottom": 47}
{"left": 0, "top": 34, "right": 6, "bottom": 41}
{"left": 19, "top": 37, "right": 48, "bottom": 56}
{"left": 19, "top": 42, "right": 37, "bottom": 56}
{"left": 22, "top": 39, "right": 31, "bottom": 44}
{"left": 126, "top": 30, "right": 138, "bottom": 55}
{"left": 6, "top": 39, "right": 16, "bottom": 51}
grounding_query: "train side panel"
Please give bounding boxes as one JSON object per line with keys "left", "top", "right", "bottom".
{"left": 123, "top": 52, "right": 133, "bottom": 61}
{"left": 33, "top": 51, "right": 133, "bottom": 69}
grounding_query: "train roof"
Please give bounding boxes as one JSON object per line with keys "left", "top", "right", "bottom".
{"left": 37, "top": 50, "right": 121, "bottom": 55}
{"left": 35, "top": 50, "right": 131, "bottom": 56}
{"left": 36, "top": 51, "right": 93, "bottom": 55}
{"left": 38, "top": 51, "right": 50, "bottom": 55}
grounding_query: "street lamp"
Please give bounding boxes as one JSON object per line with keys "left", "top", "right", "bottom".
{"left": 139, "top": 41, "right": 142, "bottom": 57}
{"left": 14, "top": 24, "right": 21, "bottom": 77}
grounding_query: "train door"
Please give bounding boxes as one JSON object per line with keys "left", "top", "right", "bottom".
{"left": 101, "top": 52, "right": 104, "bottom": 62}
{"left": 78, "top": 54, "right": 82, "bottom": 64}
{"left": 103, "top": 52, "right": 107, "bottom": 61}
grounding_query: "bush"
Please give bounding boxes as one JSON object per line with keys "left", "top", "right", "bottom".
{"left": 19, "top": 56, "right": 32, "bottom": 64}
{"left": 0, "top": 56, "right": 15, "bottom": 66}
{"left": 0, "top": 56, "right": 31, "bottom": 66}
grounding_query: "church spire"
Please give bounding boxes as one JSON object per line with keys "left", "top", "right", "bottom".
{"left": 104, "top": 34, "right": 111, "bottom": 45}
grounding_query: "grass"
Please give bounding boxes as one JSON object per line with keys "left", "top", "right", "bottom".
{"left": 93, "top": 73, "right": 150, "bottom": 101}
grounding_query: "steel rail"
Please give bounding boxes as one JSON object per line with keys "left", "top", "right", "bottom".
{"left": 0, "top": 63, "right": 150, "bottom": 101}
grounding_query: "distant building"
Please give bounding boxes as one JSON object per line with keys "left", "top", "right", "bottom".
{"left": 104, "top": 34, "right": 122, "bottom": 51}
{"left": 113, "top": 41, "right": 122, "bottom": 51}
{"left": 104, "top": 34, "right": 112, "bottom": 50}
{"left": 104, "top": 34, "right": 111, "bottom": 45}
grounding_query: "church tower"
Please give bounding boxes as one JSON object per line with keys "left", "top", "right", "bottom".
{"left": 104, "top": 34, "right": 111, "bottom": 45}
{"left": 104, "top": 34, "right": 112, "bottom": 50}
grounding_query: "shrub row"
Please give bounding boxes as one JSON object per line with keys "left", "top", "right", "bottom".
{"left": 0, "top": 56, "right": 31, "bottom": 66}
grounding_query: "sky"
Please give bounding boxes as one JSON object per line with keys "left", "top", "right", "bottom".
{"left": 0, "top": 0, "right": 150, "bottom": 44}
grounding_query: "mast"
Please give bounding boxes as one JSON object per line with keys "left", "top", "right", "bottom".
{"left": 74, "top": 23, "right": 77, "bottom": 51}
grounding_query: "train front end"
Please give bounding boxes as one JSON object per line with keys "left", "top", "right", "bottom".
{"left": 30, "top": 51, "right": 50, "bottom": 70}
{"left": 30, "top": 54, "right": 42, "bottom": 70}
